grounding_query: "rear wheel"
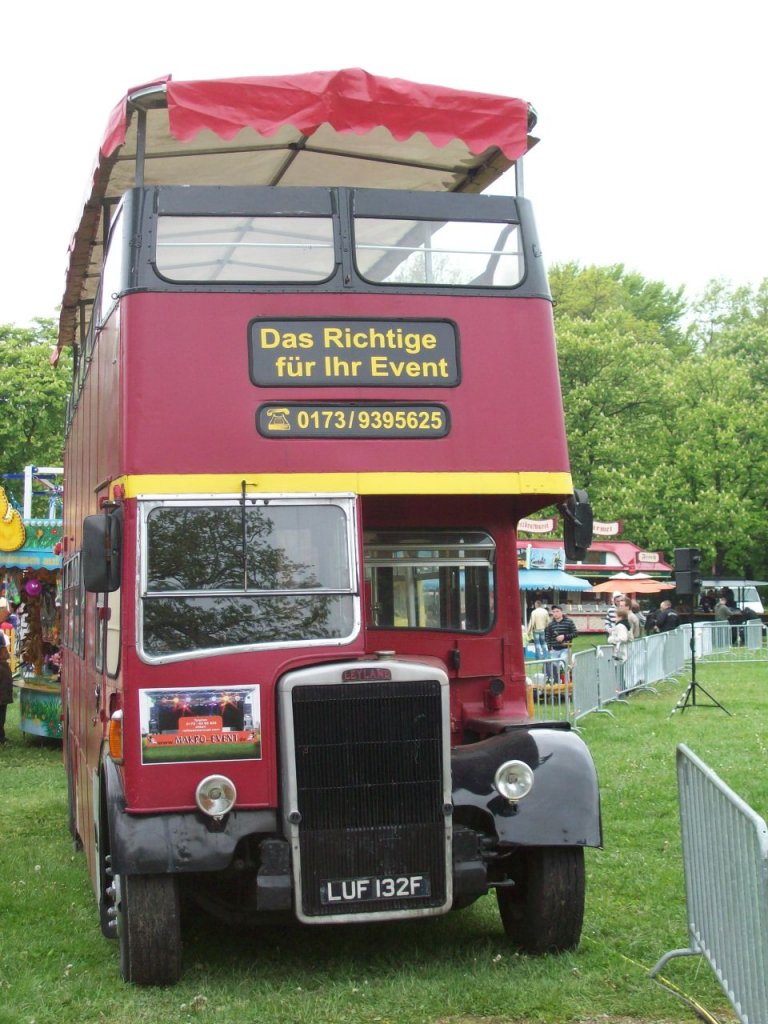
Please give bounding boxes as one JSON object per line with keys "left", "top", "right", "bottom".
{"left": 496, "top": 846, "right": 585, "bottom": 954}
{"left": 116, "top": 873, "right": 182, "bottom": 985}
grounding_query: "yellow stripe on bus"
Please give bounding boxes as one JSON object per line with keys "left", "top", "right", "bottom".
{"left": 109, "top": 472, "right": 573, "bottom": 498}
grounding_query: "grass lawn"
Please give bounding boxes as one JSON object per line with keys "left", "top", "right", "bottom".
{"left": 0, "top": 656, "right": 760, "bottom": 1024}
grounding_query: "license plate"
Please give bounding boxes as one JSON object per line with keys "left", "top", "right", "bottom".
{"left": 320, "top": 873, "right": 431, "bottom": 904}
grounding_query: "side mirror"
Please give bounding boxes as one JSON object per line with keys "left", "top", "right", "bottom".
{"left": 562, "top": 488, "right": 593, "bottom": 562}
{"left": 82, "top": 508, "right": 122, "bottom": 592}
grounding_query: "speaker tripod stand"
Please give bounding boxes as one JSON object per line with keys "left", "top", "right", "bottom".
{"left": 669, "top": 619, "right": 731, "bottom": 717}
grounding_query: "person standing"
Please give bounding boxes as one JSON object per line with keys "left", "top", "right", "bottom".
{"left": 630, "top": 600, "right": 646, "bottom": 635}
{"left": 0, "top": 646, "right": 13, "bottom": 744}
{"left": 655, "top": 600, "right": 679, "bottom": 632}
{"left": 607, "top": 605, "right": 632, "bottom": 661}
{"left": 607, "top": 605, "right": 632, "bottom": 695}
{"left": 699, "top": 590, "right": 717, "bottom": 613}
{"left": 0, "top": 600, "right": 9, "bottom": 649}
{"left": 604, "top": 591, "right": 624, "bottom": 638}
{"left": 544, "top": 605, "right": 578, "bottom": 679}
{"left": 618, "top": 596, "right": 641, "bottom": 639}
{"left": 713, "top": 594, "right": 740, "bottom": 644}
{"left": 526, "top": 600, "right": 550, "bottom": 660}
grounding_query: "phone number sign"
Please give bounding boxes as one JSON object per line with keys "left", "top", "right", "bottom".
{"left": 256, "top": 403, "right": 450, "bottom": 438}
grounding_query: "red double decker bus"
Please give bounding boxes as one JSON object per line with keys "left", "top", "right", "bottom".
{"left": 58, "top": 69, "right": 600, "bottom": 984}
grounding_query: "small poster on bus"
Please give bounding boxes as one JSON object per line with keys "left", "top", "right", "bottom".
{"left": 138, "top": 685, "right": 262, "bottom": 765}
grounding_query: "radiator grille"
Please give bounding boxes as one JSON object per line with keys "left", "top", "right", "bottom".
{"left": 290, "top": 679, "right": 448, "bottom": 917}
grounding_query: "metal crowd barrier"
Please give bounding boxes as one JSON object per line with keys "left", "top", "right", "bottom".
{"left": 527, "top": 630, "right": 686, "bottom": 725}
{"left": 571, "top": 630, "right": 685, "bottom": 723}
{"left": 645, "top": 629, "right": 669, "bottom": 683}
{"left": 651, "top": 745, "right": 768, "bottom": 1024}
{"left": 528, "top": 619, "right": 766, "bottom": 725}
{"left": 690, "top": 619, "right": 767, "bottom": 665}
{"left": 570, "top": 646, "right": 603, "bottom": 719}
{"left": 525, "top": 653, "right": 574, "bottom": 723}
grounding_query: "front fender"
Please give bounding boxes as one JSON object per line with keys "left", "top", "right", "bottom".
{"left": 102, "top": 756, "right": 278, "bottom": 874}
{"left": 451, "top": 725, "right": 602, "bottom": 848}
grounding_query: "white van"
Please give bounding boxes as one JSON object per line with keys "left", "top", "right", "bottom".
{"left": 702, "top": 579, "right": 765, "bottom": 615}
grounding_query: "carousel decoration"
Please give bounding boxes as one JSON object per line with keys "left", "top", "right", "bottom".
{"left": 0, "top": 468, "right": 63, "bottom": 739}
{"left": 21, "top": 574, "right": 44, "bottom": 675}
{"left": 0, "top": 485, "right": 26, "bottom": 552}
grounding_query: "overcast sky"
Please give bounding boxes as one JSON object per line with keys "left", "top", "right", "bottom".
{"left": 3, "top": 0, "right": 765, "bottom": 327}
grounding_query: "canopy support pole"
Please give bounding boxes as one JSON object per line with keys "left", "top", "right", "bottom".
{"left": 134, "top": 106, "right": 147, "bottom": 187}
{"left": 515, "top": 155, "right": 525, "bottom": 197}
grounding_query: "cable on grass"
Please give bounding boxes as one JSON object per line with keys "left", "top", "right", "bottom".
{"left": 621, "top": 952, "right": 723, "bottom": 1024}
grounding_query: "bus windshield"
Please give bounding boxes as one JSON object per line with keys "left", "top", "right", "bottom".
{"left": 140, "top": 498, "right": 357, "bottom": 659}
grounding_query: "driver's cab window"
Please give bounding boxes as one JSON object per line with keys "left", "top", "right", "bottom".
{"left": 364, "top": 530, "right": 495, "bottom": 632}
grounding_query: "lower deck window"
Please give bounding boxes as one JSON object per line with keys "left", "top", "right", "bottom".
{"left": 140, "top": 498, "right": 357, "bottom": 659}
{"left": 364, "top": 530, "right": 495, "bottom": 632}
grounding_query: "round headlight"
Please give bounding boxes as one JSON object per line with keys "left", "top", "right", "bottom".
{"left": 494, "top": 760, "right": 534, "bottom": 802}
{"left": 195, "top": 774, "right": 237, "bottom": 819}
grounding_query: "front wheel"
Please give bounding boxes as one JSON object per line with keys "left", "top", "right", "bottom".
{"left": 116, "top": 873, "right": 182, "bottom": 985}
{"left": 496, "top": 846, "right": 585, "bottom": 954}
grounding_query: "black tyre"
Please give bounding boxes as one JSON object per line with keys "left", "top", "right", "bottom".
{"left": 116, "top": 873, "right": 182, "bottom": 985}
{"left": 496, "top": 846, "right": 585, "bottom": 954}
{"left": 97, "top": 789, "right": 116, "bottom": 939}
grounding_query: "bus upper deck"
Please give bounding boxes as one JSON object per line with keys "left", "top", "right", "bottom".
{"left": 58, "top": 70, "right": 571, "bottom": 507}
{"left": 57, "top": 68, "right": 535, "bottom": 353}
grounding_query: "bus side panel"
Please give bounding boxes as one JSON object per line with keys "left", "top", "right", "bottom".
{"left": 63, "top": 309, "right": 124, "bottom": 897}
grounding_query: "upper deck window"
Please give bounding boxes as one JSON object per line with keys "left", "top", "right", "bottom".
{"left": 155, "top": 215, "right": 335, "bottom": 283}
{"left": 98, "top": 205, "right": 125, "bottom": 325}
{"left": 354, "top": 219, "right": 523, "bottom": 287}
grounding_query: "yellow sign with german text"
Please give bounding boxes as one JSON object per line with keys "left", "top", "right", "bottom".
{"left": 249, "top": 319, "right": 460, "bottom": 387}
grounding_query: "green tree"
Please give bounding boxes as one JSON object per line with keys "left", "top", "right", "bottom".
{"left": 689, "top": 277, "right": 768, "bottom": 392}
{"left": 553, "top": 300, "right": 679, "bottom": 554}
{"left": 0, "top": 320, "right": 72, "bottom": 490}
{"left": 552, "top": 268, "right": 768, "bottom": 577}
{"left": 688, "top": 277, "right": 768, "bottom": 343}
{"left": 671, "top": 280, "right": 768, "bottom": 575}
{"left": 550, "top": 262, "right": 688, "bottom": 351}
{"left": 658, "top": 353, "right": 768, "bottom": 576}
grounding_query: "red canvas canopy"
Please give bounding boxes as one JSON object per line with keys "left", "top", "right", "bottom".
{"left": 58, "top": 69, "right": 535, "bottom": 351}
{"left": 102, "top": 69, "right": 532, "bottom": 162}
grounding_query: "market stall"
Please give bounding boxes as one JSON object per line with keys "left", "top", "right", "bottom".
{"left": 517, "top": 545, "right": 592, "bottom": 623}
{"left": 0, "top": 469, "right": 63, "bottom": 740}
{"left": 517, "top": 538, "right": 674, "bottom": 633}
